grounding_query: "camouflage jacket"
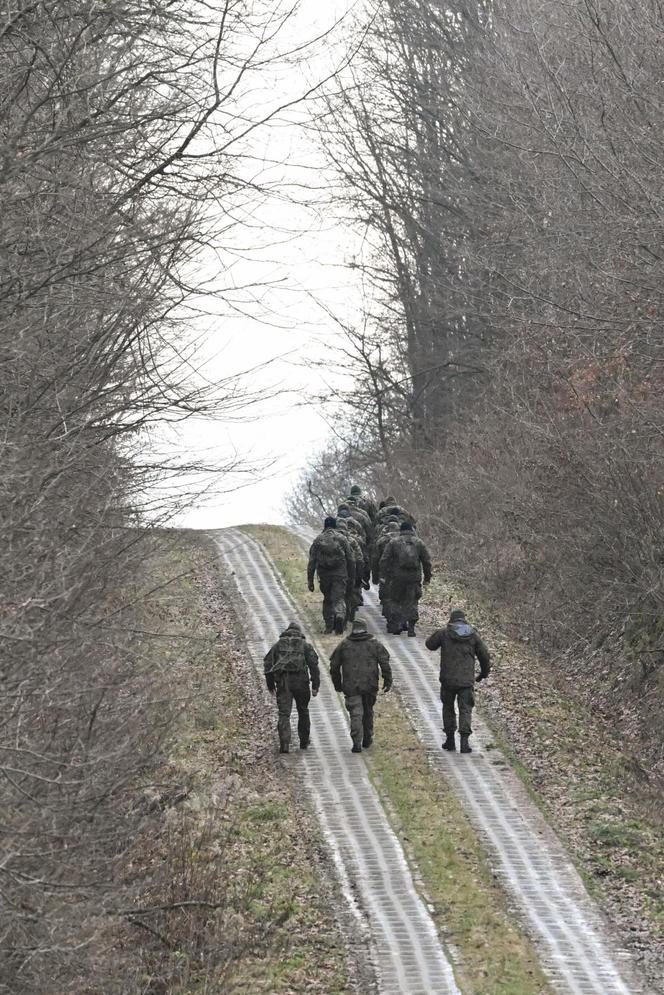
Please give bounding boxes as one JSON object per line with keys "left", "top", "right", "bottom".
{"left": 339, "top": 503, "right": 372, "bottom": 544}
{"left": 307, "top": 528, "right": 354, "bottom": 583}
{"left": 375, "top": 504, "right": 416, "bottom": 528}
{"left": 337, "top": 527, "right": 364, "bottom": 584}
{"left": 425, "top": 622, "right": 490, "bottom": 688}
{"left": 264, "top": 628, "right": 320, "bottom": 692}
{"left": 379, "top": 534, "right": 432, "bottom": 583}
{"left": 372, "top": 525, "right": 399, "bottom": 583}
{"left": 356, "top": 494, "right": 378, "bottom": 523}
{"left": 330, "top": 632, "right": 392, "bottom": 696}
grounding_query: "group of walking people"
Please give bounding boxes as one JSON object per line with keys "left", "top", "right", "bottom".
{"left": 306, "top": 485, "right": 432, "bottom": 637}
{"left": 263, "top": 487, "right": 491, "bottom": 757}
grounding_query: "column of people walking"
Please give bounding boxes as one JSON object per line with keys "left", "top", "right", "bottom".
{"left": 264, "top": 485, "right": 491, "bottom": 757}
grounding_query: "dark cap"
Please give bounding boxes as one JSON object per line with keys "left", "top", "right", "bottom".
{"left": 400, "top": 521, "right": 414, "bottom": 532}
{"left": 350, "top": 484, "right": 361, "bottom": 495}
{"left": 351, "top": 617, "right": 368, "bottom": 634}
{"left": 324, "top": 516, "right": 337, "bottom": 529}
{"left": 449, "top": 609, "right": 466, "bottom": 622}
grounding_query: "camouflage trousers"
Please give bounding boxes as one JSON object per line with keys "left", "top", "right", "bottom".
{"left": 347, "top": 584, "right": 363, "bottom": 622}
{"left": 318, "top": 572, "right": 347, "bottom": 629}
{"left": 441, "top": 685, "right": 475, "bottom": 736}
{"left": 385, "top": 573, "right": 421, "bottom": 632}
{"left": 344, "top": 692, "right": 376, "bottom": 748}
{"left": 276, "top": 672, "right": 311, "bottom": 748}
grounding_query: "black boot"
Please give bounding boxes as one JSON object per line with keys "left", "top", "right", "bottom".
{"left": 362, "top": 733, "right": 373, "bottom": 749}
{"left": 407, "top": 622, "right": 416, "bottom": 637}
{"left": 334, "top": 615, "right": 345, "bottom": 635}
{"left": 299, "top": 739, "right": 309, "bottom": 750}
{"left": 442, "top": 732, "right": 456, "bottom": 751}
{"left": 324, "top": 623, "right": 334, "bottom": 634}
{"left": 351, "top": 743, "right": 362, "bottom": 753}
{"left": 460, "top": 734, "right": 472, "bottom": 754}
{"left": 279, "top": 743, "right": 289, "bottom": 754}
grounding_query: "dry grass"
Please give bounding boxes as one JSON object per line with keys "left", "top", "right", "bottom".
{"left": 246, "top": 524, "right": 555, "bottom": 995}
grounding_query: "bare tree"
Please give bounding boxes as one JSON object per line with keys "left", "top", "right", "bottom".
{"left": 297, "top": 0, "right": 663, "bottom": 762}
{"left": 0, "top": 2, "right": 345, "bottom": 991}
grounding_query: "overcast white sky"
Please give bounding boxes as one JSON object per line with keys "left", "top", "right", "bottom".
{"left": 166, "top": 0, "right": 362, "bottom": 529}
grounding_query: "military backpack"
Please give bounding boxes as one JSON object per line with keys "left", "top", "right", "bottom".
{"left": 394, "top": 537, "right": 420, "bottom": 572}
{"left": 316, "top": 531, "right": 345, "bottom": 570}
{"left": 268, "top": 634, "right": 307, "bottom": 674}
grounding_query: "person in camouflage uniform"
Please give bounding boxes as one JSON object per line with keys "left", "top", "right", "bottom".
{"left": 307, "top": 517, "right": 354, "bottom": 634}
{"left": 379, "top": 521, "right": 432, "bottom": 636}
{"left": 338, "top": 509, "right": 371, "bottom": 587}
{"left": 346, "top": 494, "right": 375, "bottom": 543}
{"left": 373, "top": 520, "right": 400, "bottom": 617}
{"left": 336, "top": 519, "right": 364, "bottom": 622}
{"left": 425, "top": 609, "right": 491, "bottom": 753}
{"left": 330, "top": 617, "right": 392, "bottom": 752}
{"left": 376, "top": 495, "right": 417, "bottom": 528}
{"left": 264, "top": 622, "right": 320, "bottom": 753}
{"left": 371, "top": 517, "right": 399, "bottom": 583}
{"left": 338, "top": 500, "right": 372, "bottom": 548}
{"left": 349, "top": 484, "right": 377, "bottom": 524}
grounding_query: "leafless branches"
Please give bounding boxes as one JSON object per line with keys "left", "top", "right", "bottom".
{"left": 0, "top": 1, "right": 340, "bottom": 990}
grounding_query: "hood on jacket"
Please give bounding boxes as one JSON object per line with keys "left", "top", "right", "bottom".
{"left": 448, "top": 621, "right": 474, "bottom": 640}
{"left": 281, "top": 623, "right": 303, "bottom": 638}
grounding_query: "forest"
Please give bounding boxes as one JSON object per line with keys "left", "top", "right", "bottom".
{"left": 293, "top": 0, "right": 664, "bottom": 770}
{"left": 1, "top": 1, "right": 662, "bottom": 992}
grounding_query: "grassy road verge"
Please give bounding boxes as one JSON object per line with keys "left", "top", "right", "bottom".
{"left": 245, "top": 524, "right": 553, "bottom": 995}
{"left": 420, "top": 571, "right": 664, "bottom": 982}
{"left": 101, "top": 530, "right": 358, "bottom": 995}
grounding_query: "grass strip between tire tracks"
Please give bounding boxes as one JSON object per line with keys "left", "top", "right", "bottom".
{"left": 244, "top": 524, "right": 554, "bottom": 995}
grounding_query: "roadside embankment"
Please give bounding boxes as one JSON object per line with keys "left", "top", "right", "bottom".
{"left": 93, "top": 529, "right": 363, "bottom": 994}
{"left": 418, "top": 567, "right": 664, "bottom": 989}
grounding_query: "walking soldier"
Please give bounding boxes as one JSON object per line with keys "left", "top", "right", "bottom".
{"left": 330, "top": 617, "right": 392, "bottom": 753}
{"left": 308, "top": 516, "right": 354, "bottom": 634}
{"left": 425, "top": 609, "right": 491, "bottom": 753}
{"left": 264, "top": 622, "right": 320, "bottom": 753}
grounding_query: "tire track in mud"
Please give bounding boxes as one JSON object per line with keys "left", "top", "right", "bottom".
{"left": 290, "top": 525, "right": 650, "bottom": 994}
{"left": 216, "top": 529, "right": 461, "bottom": 995}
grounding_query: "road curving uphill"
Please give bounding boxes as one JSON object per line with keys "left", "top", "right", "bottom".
{"left": 216, "top": 528, "right": 461, "bottom": 995}
{"left": 219, "top": 525, "right": 652, "bottom": 995}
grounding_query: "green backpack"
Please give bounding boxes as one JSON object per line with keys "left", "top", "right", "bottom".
{"left": 270, "top": 634, "right": 307, "bottom": 673}
{"left": 316, "top": 531, "right": 345, "bottom": 570}
{"left": 395, "top": 536, "right": 421, "bottom": 572}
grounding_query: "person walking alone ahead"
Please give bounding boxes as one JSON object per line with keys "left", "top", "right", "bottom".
{"left": 307, "top": 516, "right": 354, "bottom": 634}
{"left": 330, "top": 617, "right": 392, "bottom": 753}
{"left": 425, "top": 609, "right": 491, "bottom": 754}
{"left": 264, "top": 622, "right": 320, "bottom": 754}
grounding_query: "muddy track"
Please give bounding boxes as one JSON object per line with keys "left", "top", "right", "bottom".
{"left": 290, "top": 525, "right": 651, "bottom": 995}
{"left": 216, "top": 529, "right": 461, "bottom": 995}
